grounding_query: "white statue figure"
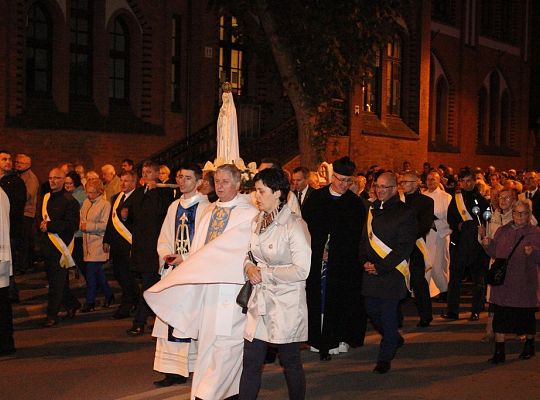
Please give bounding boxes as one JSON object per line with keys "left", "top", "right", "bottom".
{"left": 216, "top": 83, "right": 240, "bottom": 164}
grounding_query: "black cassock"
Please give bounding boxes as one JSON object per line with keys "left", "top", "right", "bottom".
{"left": 302, "top": 186, "right": 367, "bottom": 352}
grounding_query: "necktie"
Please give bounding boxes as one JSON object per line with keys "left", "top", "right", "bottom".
{"left": 297, "top": 190, "right": 303, "bottom": 205}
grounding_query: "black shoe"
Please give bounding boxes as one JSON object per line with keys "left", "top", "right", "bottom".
{"left": 153, "top": 374, "right": 187, "bottom": 387}
{"left": 63, "top": 303, "right": 81, "bottom": 319}
{"left": 126, "top": 324, "right": 145, "bottom": 336}
{"left": 440, "top": 312, "right": 459, "bottom": 321}
{"left": 373, "top": 361, "right": 391, "bottom": 374}
{"left": 488, "top": 342, "right": 505, "bottom": 364}
{"left": 319, "top": 352, "right": 332, "bottom": 361}
{"left": 40, "top": 318, "right": 58, "bottom": 328}
{"left": 103, "top": 294, "right": 115, "bottom": 308}
{"left": 468, "top": 312, "right": 480, "bottom": 321}
{"left": 519, "top": 339, "right": 535, "bottom": 360}
{"left": 417, "top": 318, "right": 432, "bottom": 327}
{"left": 80, "top": 303, "right": 96, "bottom": 313}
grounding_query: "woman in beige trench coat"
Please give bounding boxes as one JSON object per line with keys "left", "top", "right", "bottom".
{"left": 239, "top": 168, "right": 311, "bottom": 400}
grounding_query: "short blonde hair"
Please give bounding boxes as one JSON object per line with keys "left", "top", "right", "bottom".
{"left": 85, "top": 179, "right": 104, "bottom": 193}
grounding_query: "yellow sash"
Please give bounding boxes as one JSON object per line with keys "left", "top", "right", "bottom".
{"left": 112, "top": 193, "right": 133, "bottom": 245}
{"left": 400, "top": 192, "right": 431, "bottom": 270}
{"left": 455, "top": 193, "right": 473, "bottom": 222}
{"left": 42, "top": 193, "right": 75, "bottom": 269}
{"left": 367, "top": 207, "right": 410, "bottom": 289}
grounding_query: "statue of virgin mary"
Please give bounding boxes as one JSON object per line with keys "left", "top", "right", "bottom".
{"left": 216, "top": 82, "right": 240, "bottom": 164}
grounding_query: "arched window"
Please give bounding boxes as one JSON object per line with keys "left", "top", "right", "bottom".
{"left": 26, "top": 2, "right": 52, "bottom": 96}
{"left": 219, "top": 15, "right": 244, "bottom": 95}
{"left": 70, "top": 0, "right": 93, "bottom": 98}
{"left": 385, "top": 37, "right": 402, "bottom": 116}
{"left": 435, "top": 76, "right": 448, "bottom": 144}
{"left": 500, "top": 90, "right": 510, "bottom": 146}
{"left": 477, "top": 87, "right": 488, "bottom": 145}
{"left": 488, "top": 71, "right": 500, "bottom": 145}
{"left": 109, "top": 17, "right": 129, "bottom": 100}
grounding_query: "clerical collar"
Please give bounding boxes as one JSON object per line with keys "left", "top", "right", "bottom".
{"left": 180, "top": 192, "right": 205, "bottom": 209}
{"left": 329, "top": 187, "right": 343, "bottom": 197}
{"left": 216, "top": 195, "right": 238, "bottom": 208}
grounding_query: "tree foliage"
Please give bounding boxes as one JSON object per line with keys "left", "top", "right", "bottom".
{"left": 212, "top": 0, "right": 407, "bottom": 166}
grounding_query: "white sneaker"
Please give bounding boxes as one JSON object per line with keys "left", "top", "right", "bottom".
{"left": 338, "top": 342, "right": 350, "bottom": 353}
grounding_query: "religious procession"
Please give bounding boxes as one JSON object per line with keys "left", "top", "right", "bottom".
{"left": 1, "top": 88, "right": 539, "bottom": 400}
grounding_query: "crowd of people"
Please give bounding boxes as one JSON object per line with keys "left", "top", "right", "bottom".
{"left": 0, "top": 149, "right": 539, "bottom": 400}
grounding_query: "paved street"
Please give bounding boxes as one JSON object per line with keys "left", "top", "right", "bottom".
{"left": 2, "top": 269, "right": 539, "bottom": 400}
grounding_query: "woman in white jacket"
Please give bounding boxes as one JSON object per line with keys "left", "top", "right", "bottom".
{"left": 80, "top": 180, "right": 113, "bottom": 312}
{"left": 239, "top": 168, "right": 311, "bottom": 400}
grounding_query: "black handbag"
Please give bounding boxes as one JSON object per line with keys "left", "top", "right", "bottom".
{"left": 236, "top": 251, "right": 256, "bottom": 313}
{"left": 486, "top": 235, "right": 524, "bottom": 286}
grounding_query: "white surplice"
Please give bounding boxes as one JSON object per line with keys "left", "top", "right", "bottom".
{"left": 423, "top": 187, "right": 452, "bottom": 294}
{"left": 0, "top": 187, "right": 12, "bottom": 288}
{"left": 152, "top": 193, "right": 210, "bottom": 377}
{"left": 145, "top": 194, "right": 257, "bottom": 400}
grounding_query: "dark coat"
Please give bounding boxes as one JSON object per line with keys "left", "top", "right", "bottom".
{"left": 529, "top": 190, "right": 540, "bottom": 223}
{"left": 359, "top": 194, "right": 417, "bottom": 300}
{"left": 128, "top": 186, "right": 173, "bottom": 273}
{"left": 103, "top": 191, "right": 135, "bottom": 257}
{"left": 404, "top": 190, "right": 434, "bottom": 240}
{"left": 302, "top": 186, "right": 367, "bottom": 350}
{"left": 37, "top": 189, "right": 80, "bottom": 256}
{"left": 0, "top": 172, "right": 27, "bottom": 240}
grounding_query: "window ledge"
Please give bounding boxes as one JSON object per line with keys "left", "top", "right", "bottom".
{"left": 475, "top": 145, "right": 520, "bottom": 156}
{"left": 429, "top": 142, "right": 460, "bottom": 153}
{"left": 361, "top": 115, "right": 419, "bottom": 141}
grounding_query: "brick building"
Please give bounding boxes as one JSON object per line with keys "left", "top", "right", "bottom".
{"left": 0, "top": 0, "right": 536, "bottom": 180}
{"left": 339, "top": 0, "right": 534, "bottom": 173}
{"left": 0, "top": 0, "right": 292, "bottom": 180}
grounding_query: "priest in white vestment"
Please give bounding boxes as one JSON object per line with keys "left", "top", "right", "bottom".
{"left": 0, "top": 187, "right": 15, "bottom": 355}
{"left": 152, "top": 165, "right": 210, "bottom": 386}
{"left": 145, "top": 164, "right": 258, "bottom": 400}
{"left": 423, "top": 171, "right": 452, "bottom": 296}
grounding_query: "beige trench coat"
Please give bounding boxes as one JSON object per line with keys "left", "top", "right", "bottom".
{"left": 245, "top": 205, "right": 311, "bottom": 344}
{"left": 80, "top": 196, "right": 111, "bottom": 262}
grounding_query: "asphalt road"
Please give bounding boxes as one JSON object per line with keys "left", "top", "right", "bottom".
{"left": 2, "top": 270, "right": 539, "bottom": 400}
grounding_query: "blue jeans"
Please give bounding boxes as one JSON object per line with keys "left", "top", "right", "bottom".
{"left": 365, "top": 296, "right": 401, "bottom": 363}
{"left": 85, "top": 262, "right": 113, "bottom": 303}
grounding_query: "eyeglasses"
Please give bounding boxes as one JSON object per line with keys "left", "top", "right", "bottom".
{"left": 374, "top": 184, "right": 396, "bottom": 190}
{"left": 48, "top": 177, "right": 63, "bottom": 181}
{"left": 333, "top": 174, "right": 353, "bottom": 184}
{"left": 512, "top": 211, "right": 530, "bottom": 216}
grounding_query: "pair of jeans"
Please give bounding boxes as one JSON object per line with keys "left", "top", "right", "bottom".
{"left": 85, "top": 262, "right": 113, "bottom": 304}
{"left": 239, "top": 339, "right": 305, "bottom": 400}
{"left": 365, "top": 296, "right": 401, "bottom": 363}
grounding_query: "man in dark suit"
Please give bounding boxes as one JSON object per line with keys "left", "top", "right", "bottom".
{"left": 400, "top": 172, "right": 434, "bottom": 327}
{"left": 291, "top": 166, "right": 315, "bottom": 210}
{"left": 522, "top": 171, "right": 540, "bottom": 222}
{"left": 442, "top": 167, "right": 490, "bottom": 322}
{"left": 359, "top": 172, "right": 417, "bottom": 374}
{"left": 126, "top": 161, "right": 174, "bottom": 336}
{"left": 103, "top": 170, "right": 140, "bottom": 319}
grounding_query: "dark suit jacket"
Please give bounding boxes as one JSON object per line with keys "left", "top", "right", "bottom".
{"left": 128, "top": 186, "right": 173, "bottom": 273}
{"left": 359, "top": 194, "right": 417, "bottom": 300}
{"left": 529, "top": 190, "right": 540, "bottom": 223}
{"left": 404, "top": 189, "right": 434, "bottom": 240}
{"left": 103, "top": 191, "right": 135, "bottom": 256}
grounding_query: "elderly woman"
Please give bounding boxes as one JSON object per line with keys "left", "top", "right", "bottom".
{"left": 481, "top": 199, "right": 540, "bottom": 363}
{"left": 79, "top": 180, "right": 114, "bottom": 312}
{"left": 239, "top": 168, "right": 311, "bottom": 400}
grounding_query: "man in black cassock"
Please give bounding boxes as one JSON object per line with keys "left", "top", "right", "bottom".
{"left": 302, "top": 156, "right": 366, "bottom": 361}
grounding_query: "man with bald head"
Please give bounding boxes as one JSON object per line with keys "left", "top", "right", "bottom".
{"left": 359, "top": 172, "right": 416, "bottom": 373}
{"left": 102, "top": 164, "right": 121, "bottom": 201}
{"left": 38, "top": 168, "right": 81, "bottom": 327}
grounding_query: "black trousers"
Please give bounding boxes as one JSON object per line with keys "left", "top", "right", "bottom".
{"left": 447, "top": 244, "right": 488, "bottom": 314}
{"left": 239, "top": 339, "right": 305, "bottom": 400}
{"left": 132, "top": 271, "right": 159, "bottom": 327}
{"left": 111, "top": 251, "right": 140, "bottom": 309}
{"left": 43, "top": 247, "right": 80, "bottom": 319}
{"left": 16, "top": 216, "right": 35, "bottom": 272}
{"left": 409, "top": 246, "right": 433, "bottom": 321}
{"left": 0, "top": 286, "right": 14, "bottom": 352}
